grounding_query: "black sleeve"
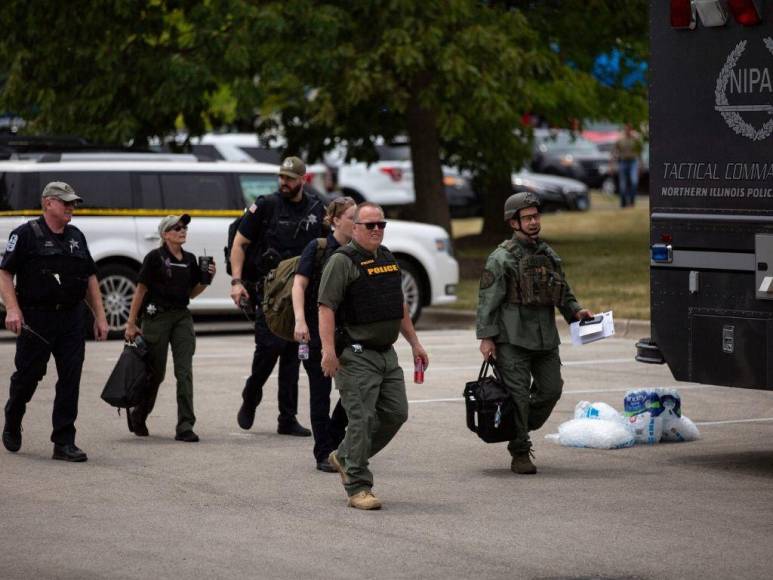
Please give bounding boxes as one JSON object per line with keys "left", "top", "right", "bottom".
{"left": 0, "top": 224, "right": 33, "bottom": 275}
{"left": 138, "top": 250, "right": 160, "bottom": 286}
{"left": 188, "top": 252, "right": 201, "bottom": 288}
{"left": 296, "top": 239, "right": 319, "bottom": 279}
{"left": 237, "top": 195, "right": 272, "bottom": 243}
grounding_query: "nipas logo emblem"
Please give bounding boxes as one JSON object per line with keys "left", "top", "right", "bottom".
{"left": 715, "top": 38, "right": 773, "bottom": 141}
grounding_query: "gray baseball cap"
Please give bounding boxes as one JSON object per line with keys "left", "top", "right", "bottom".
{"left": 278, "top": 156, "right": 306, "bottom": 180}
{"left": 158, "top": 214, "right": 191, "bottom": 236}
{"left": 42, "top": 181, "right": 83, "bottom": 203}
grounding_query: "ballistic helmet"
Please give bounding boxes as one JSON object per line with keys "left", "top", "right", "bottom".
{"left": 504, "top": 191, "right": 540, "bottom": 221}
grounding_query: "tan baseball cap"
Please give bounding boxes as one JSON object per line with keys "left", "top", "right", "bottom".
{"left": 42, "top": 181, "right": 83, "bottom": 203}
{"left": 278, "top": 156, "right": 306, "bottom": 180}
{"left": 158, "top": 214, "right": 191, "bottom": 236}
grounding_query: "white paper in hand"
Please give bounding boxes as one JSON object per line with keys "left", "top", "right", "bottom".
{"left": 570, "top": 311, "right": 615, "bottom": 346}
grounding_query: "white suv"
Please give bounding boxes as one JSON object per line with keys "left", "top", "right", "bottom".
{"left": 0, "top": 155, "right": 458, "bottom": 335}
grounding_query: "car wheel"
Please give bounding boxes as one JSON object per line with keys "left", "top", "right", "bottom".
{"left": 98, "top": 263, "right": 138, "bottom": 338}
{"left": 398, "top": 259, "right": 424, "bottom": 324}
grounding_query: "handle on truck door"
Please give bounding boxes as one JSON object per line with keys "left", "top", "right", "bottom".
{"left": 144, "top": 234, "right": 160, "bottom": 241}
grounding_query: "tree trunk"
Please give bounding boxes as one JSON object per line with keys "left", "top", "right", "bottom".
{"left": 405, "top": 96, "right": 451, "bottom": 234}
{"left": 479, "top": 169, "right": 514, "bottom": 242}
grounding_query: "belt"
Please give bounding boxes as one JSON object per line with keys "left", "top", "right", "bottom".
{"left": 355, "top": 342, "right": 393, "bottom": 353}
{"left": 22, "top": 303, "right": 79, "bottom": 311}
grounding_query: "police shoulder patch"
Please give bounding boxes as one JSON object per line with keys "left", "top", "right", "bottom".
{"left": 480, "top": 268, "right": 495, "bottom": 289}
{"left": 5, "top": 233, "right": 18, "bottom": 253}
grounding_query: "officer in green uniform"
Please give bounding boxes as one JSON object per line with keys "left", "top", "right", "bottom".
{"left": 318, "top": 202, "right": 428, "bottom": 510}
{"left": 125, "top": 214, "right": 216, "bottom": 442}
{"left": 477, "top": 192, "right": 593, "bottom": 474}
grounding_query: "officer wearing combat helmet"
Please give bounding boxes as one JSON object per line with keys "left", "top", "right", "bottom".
{"left": 318, "top": 202, "right": 428, "bottom": 510}
{"left": 477, "top": 191, "right": 593, "bottom": 474}
{"left": 1, "top": 182, "right": 109, "bottom": 462}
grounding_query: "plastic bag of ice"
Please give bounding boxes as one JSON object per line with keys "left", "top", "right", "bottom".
{"left": 555, "top": 418, "right": 635, "bottom": 449}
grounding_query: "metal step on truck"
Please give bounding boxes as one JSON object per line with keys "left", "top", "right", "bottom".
{"left": 638, "top": 0, "right": 773, "bottom": 389}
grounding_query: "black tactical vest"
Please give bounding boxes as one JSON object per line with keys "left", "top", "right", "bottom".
{"left": 258, "top": 192, "right": 326, "bottom": 276}
{"left": 338, "top": 245, "right": 404, "bottom": 325}
{"left": 305, "top": 238, "right": 338, "bottom": 325}
{"left": 17, "top": 218, "right": 92, "bottom": 308}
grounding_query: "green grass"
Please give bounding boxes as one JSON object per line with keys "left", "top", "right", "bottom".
{"left": 449, "top": 193, "right": 650, "bottom": 319}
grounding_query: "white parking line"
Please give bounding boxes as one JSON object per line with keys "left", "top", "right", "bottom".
{"left": 695, "top": 417, "right": 773, "bottom": 426}
{"left": 407, "top": 384, "right": 711, "bottom": 404}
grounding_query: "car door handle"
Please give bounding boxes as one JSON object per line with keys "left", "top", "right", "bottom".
{"left": 144, "top": 234, "right": 160, "bottom": 241}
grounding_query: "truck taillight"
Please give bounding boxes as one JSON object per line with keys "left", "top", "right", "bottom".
{"left": 727, "top": 0, "right": 763, "bottom": 25}
{"left": 671, "top": 0, "right": 696, "bottom": 28}
{"left": 380, "top": 167, "right": 403, "bottom": 182}
{"left": 695, "top": 1, "right": 728, "bottom": 26}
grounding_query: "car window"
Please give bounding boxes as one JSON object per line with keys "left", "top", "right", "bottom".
{"left": 160, "top": 173, "right": 231, "bottom": 210}
{"left": 0, "top": 172, "right": 27, "bottom": 211}
{"left": 52, "top": 171, "right": 133, "bottom": 209}
{"left": 375, "top": 145, "right": 412, "bottom": 161}
{"left": 239, "top": 174, "right": 276, "bottom": 205}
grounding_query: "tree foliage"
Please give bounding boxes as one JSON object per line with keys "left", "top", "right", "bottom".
{"left": 0, "top": 0, "right": 648, "bottom": 234}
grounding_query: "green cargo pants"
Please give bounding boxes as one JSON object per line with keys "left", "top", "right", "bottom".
{"left": 496, "top": 343, "right": 563, "bottom": 456}
{"left": 334, "top": 346, "right": 409, "bottom": 497}
{"left": 136, "top": 309, "right": 196, "bottom": 435}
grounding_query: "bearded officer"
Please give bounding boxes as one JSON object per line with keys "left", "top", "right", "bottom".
{"left": 230, "top": 156, "right": 325, "bottom": 436}
{"left": 477, "top": 192, "right": 593, "bottom": 474}
{"left": 318, "top": 202, "right": 428, "bottom": 510}
{"left": 1, "top": 182, "right": 109, "bottom": 462}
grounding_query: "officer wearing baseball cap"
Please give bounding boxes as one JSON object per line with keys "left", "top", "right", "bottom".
{"left": 229, "top": 156, "right": 326, "bottom": 437}
{"left": 476, "top": 191, "right": 593, "bottom": 474}
{"left": 1, "top": 181, "right": 108, "bottom": 462}
{"left": 124, "top": 214, "right": 215, "bottom": 442}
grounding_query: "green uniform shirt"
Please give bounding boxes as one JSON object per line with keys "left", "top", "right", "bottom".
{"left": 318, "top": 240, "right": 403, "bottom": 348}
{"left": 476, "top": 235, "right": 581, "bottom": 351}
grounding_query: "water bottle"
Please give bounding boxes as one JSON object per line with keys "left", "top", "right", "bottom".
{"left": 298, "top": 342, "right": 309, "bottom": 361}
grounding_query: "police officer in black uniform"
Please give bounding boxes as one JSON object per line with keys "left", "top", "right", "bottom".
{"left": 229, "top": 157, "right": 326, "bottom": 436}
{"left": 1, "top": 182, "right": 109, "bottom": 462}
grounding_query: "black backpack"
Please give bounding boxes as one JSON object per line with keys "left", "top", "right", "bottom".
{"left": 223, "top": 195, "right": 279, "bottom": 280}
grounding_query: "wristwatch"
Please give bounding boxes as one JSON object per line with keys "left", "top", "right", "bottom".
{"left": 231, "top": 278, "right": 243, "bottom": 286}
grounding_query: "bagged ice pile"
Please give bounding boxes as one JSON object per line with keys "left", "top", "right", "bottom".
{"left": 547, "top": 401, "right": 634, "bottom": 449}
{"left": 547, "top": 390, "right": 700, "bottom": 449}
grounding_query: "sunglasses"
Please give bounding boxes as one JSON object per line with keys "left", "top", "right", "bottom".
{"left": 169, "top": 224, "right": 188, "bottom": 232}
{"left": 356, "top": 221, "right": 387, "bottom": 230}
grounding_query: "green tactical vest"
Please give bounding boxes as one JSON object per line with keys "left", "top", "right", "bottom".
{"left": 502, "top": 239, "right": 566, "bottom": 307}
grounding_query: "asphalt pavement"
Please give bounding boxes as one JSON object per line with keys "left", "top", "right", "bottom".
{"left": 1, "top": 318, "right": 772, "bottom": 579}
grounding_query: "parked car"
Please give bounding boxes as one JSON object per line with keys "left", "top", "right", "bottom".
{"left": 0, "top": 155, "right": 458, "bottom": 334}
{"left": 531, "top": 128, "right": 614, "bottom": 192}
{"left": 512, "top": 169, "right": 590, "bottom": 212}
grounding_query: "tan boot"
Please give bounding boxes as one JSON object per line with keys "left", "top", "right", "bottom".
{"left": 329, "top": 451, "right": 349, "bottom": 485}
{"left": 348, "top": 490, "right": 382, "bottom": 510}
{"left": 510, "top": 451, "right": 537, "bottom": 474}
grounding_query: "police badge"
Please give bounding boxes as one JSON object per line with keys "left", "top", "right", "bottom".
{"left": 146, "top": 303, "right": 158, "bottom": 317}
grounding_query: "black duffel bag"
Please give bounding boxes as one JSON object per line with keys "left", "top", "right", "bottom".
{"left": 463, "top": 357, "right": 518, "bottom": 443}
{"left": 101, "top": 337, "right": 149, "bottom": 409}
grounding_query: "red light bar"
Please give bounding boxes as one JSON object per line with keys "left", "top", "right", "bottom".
{"left": 671, "top": 0, "right": 696, "bottom": 28}
{"left": 727, "top": 0, "right": 763, "bottom": 25}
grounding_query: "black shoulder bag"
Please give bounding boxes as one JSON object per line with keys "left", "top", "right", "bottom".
{"left": 463, "top": 357, "right": 518, "bottom": 443}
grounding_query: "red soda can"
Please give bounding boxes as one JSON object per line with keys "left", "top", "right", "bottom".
{"left": 414, "top": 358, "right": 425, "bottom": 384}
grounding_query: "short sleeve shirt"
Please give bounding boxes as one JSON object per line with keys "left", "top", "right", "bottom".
{"left": 0, "top": 218, "right": 97, "bottom": 276}
{"left": 318, "top": 240, "right": 403, "bottom": 347}
{"left": 138, "top": 245, "right": 201, "bottom": 309}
